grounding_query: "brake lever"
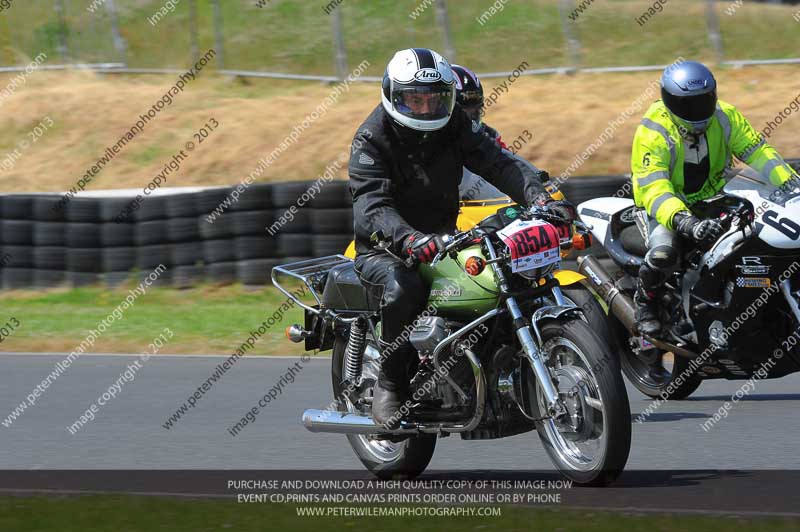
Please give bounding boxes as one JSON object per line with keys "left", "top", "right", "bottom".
{"left": 430, "top": 234, "right": 459, "bottom": 267}
{"left": 528, "top": 205, "right": 571, "bottom": 226}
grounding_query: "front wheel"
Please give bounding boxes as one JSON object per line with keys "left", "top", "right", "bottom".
{"left": 331, "top": 333, "right": 436, "bottom": 480}
{"left": 532, "top": 319, "right": 631, "bottom": 486}
{"left": 560, "top": 283, "right": 614, "bottom": 350}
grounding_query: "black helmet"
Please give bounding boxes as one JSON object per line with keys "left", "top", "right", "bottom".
{"left": 451, "top": 64, "right": 484, "bottom": 123}
{"left": 381, "top": 48, "right": 456, "bottom": 144}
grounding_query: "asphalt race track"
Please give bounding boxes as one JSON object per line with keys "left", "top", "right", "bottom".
{"left": 2, "top": 353, "right": 800, "bottom": 515}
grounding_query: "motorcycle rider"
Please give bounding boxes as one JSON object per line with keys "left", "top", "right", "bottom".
{"left": 451, "top": 64, "right": 506, "bottom": 146}
{"left": 452, "top": 63, "right": 507, "bottom": 200}
{"left": 349, "top": 48, "right": 573, "bottom": 427}
{"left": 631, "top": 60, "right": 800, "bottom": 339}
{"left": 452, "top": 63, "right": 553, "bottom": 201}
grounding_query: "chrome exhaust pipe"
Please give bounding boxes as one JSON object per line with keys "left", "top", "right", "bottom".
{"left": 303, "top": 338, "right": 488, "bottom": 436}
{"left": 302, "top": 409, "right": 419, "bottom": 435}
{"left": 577, "top": 255, "right": 636, "bottom": 333}
{"left": 303, "top": 409, "right": 382, "bottom": 434}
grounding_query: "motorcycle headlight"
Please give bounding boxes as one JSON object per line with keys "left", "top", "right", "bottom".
{"left": 516, "top": 261, "right": 559, "bottom": 281}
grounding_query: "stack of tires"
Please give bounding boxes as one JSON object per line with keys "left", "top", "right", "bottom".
{"left": 0, "top": 181, "right": 358, "bottom": 290}
{"left": 2, "top": 165, "right": 796, "bottom": 291}
{"left": 3, "top": 195, "right": 45, "bottom": 289}
{"left": 306, "top": 181, "right": 353, "bottom": 258}
{"left": 106, "top": 194, "right": 175, "bottom": 288}
{"left": 197, "top": 184, "right": 279, "bottom": 286}
{"left": 196, "top": 180, "right": 353, "bottom": 285}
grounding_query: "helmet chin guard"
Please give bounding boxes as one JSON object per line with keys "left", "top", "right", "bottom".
{"left": 668, "top": 111, "right": 713, "bottom": 137}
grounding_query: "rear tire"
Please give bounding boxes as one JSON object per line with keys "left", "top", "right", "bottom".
{"left": 331, "top": 332, "right": 436, "bottom": 480}
{"left": 611, "top": 315, "right": 702, "bottom": 400}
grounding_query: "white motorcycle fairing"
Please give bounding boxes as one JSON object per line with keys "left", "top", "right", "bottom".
{"left": 723, "top": 168, "right": 800, "bottom": 251}
{"left": 577, "top": 197, "right": 634, "bottom": 249}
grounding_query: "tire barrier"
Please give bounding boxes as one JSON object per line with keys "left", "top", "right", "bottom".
{"left": 0, "top": 161, "right": 797, "bottom": 290}
{"left": 0, "top": 183, "right": 316, "bottom": 289}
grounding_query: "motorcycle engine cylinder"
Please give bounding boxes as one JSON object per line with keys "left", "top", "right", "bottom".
{"left": 409, "top": 316, "right": 449, "bottom": 354}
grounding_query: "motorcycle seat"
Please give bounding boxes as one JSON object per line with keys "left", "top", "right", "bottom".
{"left": 604, "top": 206, "right": 644, "bottom": 274}
{"left": 620, "top": 225, "right": 647, "bottom": 257}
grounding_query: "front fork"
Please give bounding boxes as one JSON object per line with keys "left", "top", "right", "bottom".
{"left": 780, "top": 279, "right": 800, "bottom": 325}
{"left": 483, "top": 237, "right": 567, "bottom": 417}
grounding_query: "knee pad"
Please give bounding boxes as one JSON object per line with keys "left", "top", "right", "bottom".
{"left": 645, "top": 244, "right": 677, "bottom": 270}
{"left": 638, "top": 263, "right": 666, "bottom": 289}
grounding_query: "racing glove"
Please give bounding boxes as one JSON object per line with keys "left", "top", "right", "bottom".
{"left": 673, "top": 211, "right": 725, "bottom": 244}
{"left": 403, "top": 232, "right": 445, "bottom": 264}
{"left": 532, "top": 192, "right": 577, "bottom": 223}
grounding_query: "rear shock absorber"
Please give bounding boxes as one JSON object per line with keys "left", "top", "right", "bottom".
{"left": 343, "top": 318, "right": 366, "bottom": 382}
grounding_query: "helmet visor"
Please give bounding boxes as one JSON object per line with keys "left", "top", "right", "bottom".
{"left": 458, "top": 89, "right": 483, "bottom": 108}
{"left": 662, "top": 89, "right": 717, "bottom": 122}
{"left": 392, "top": 85, "right": 455, "bottom": 122}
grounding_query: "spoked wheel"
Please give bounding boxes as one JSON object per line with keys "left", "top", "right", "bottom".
{"left": 532, "top": 319, "right": 631, "bottom": 486}
{"left": 611, "top": 316, "right": 702, "bottom": 400}
{"left": 331, "top": 333, "right": 435, "bottom": 480}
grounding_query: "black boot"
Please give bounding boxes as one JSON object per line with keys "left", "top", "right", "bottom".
{"left": 372, "top": 374, "right": 407, "bottom": 429}
{"left": 372, "top": 341, "right": 411, "bottom": 429}
{"left": 634, "top": 280, "right": 662, "bottom": 337}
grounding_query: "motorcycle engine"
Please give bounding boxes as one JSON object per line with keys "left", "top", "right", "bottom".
{"left": 409, "top": 316, "right": 449, "bottom": 354}
{"left": 408, "top": 317, "right": 474, "bottom": 409}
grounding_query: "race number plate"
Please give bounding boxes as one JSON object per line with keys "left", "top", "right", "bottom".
{"left": 497, "top": 219, "right": 561, "bottom": 273}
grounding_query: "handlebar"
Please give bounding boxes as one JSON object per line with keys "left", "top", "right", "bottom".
{"left": 429, "top": 232, "right": 472, "bottom": 266}
{"left": 429, "top": 205, "right": 582, "bottom": 266}
{"left": 374, "top": 205, "right": 583, "bottom": 268}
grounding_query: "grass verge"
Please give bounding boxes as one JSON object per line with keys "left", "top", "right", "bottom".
{"left": 2, "top": 1, "right": 799, "bottom": 74}
{"left": 0, "top": 495, "right": 797, "bottom": 532}
{"left": 0, "top": 282, "right": 310, "bottom": 356}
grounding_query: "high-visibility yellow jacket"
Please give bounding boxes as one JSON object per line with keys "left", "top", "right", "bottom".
{"left": 631, "top": 100, "right": 798, "bottom": 230}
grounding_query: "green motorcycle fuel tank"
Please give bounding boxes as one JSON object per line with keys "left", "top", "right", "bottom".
{"left": 418, "top": 244, "right": 499, "bottom": 320}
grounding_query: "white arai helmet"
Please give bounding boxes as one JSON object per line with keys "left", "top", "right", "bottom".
{"left": 381, "top": 48, "right": 456, "bottom": 139}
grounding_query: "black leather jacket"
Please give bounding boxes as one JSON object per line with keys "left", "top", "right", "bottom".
{"left": 349, "top": 104, "right": 547, "bottom": 255}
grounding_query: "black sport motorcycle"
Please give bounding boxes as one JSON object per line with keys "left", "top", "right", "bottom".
{"left": 578, "top": 168, "right": 800, "bottom": 399}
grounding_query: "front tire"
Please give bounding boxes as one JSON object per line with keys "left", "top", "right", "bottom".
{"left": 331, "top": 333, "right": 436, "bottom": 480}
{"left": 533, "top": 319, "right": 631, "bottom": 486}
{"left": 560, "top": 283, "right": 614, "bottom": 350}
